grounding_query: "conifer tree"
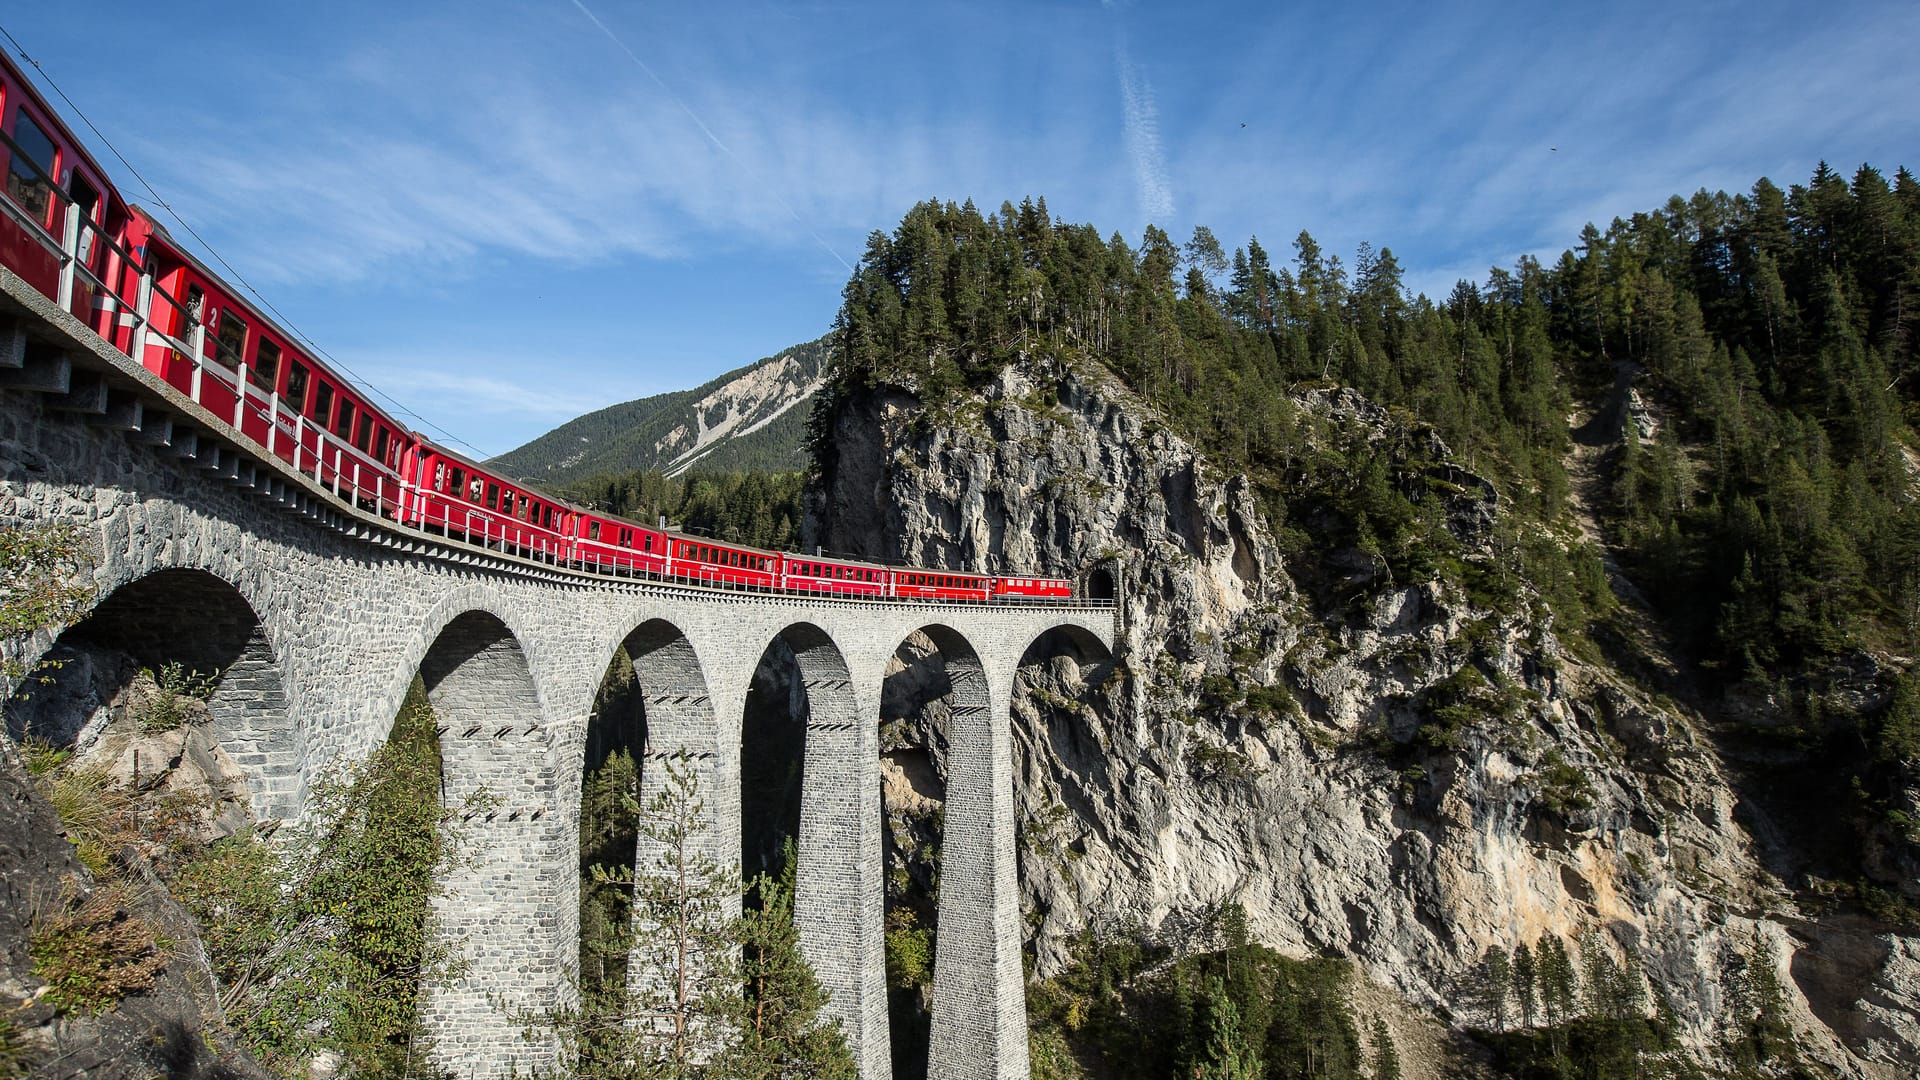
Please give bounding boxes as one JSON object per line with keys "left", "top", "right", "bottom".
{"left": 1191, "top": 977, "right": 1262, "bottom": 1080}
{"left": 1368, "top": 1018, "right": 1401, "bottom": 1080}
{"left": 709, "top": 849, "right": 857, "bottom": 1080}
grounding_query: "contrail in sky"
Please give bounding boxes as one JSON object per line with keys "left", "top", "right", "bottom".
{"left": 1115, "top": 36, "right": 1175, "bottom": 222}
{"left": 568, "top": 0, "right": 854, "bottom": 274}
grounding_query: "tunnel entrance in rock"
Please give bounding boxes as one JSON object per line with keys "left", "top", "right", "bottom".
{"left": 3, "top": 567, "right": 295, "bottom": 823}
{"left": 1085, "top": 563, "right": 1118, "bottom": 601}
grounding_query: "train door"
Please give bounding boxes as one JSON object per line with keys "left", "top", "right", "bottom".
{"left": 2, "top": 101, "right": 61, "bottom": 296}
{"left": 65, "top": 171, "right": 102, "bottom": 325}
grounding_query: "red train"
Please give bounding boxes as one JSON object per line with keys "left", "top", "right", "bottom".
{"left": 0, "top": 52, "right": 1074, "bottom": 604}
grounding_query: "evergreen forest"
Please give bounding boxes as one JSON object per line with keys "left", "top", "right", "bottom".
{"left": 815, "top": 164, "right": 1920, "bottom": 1076}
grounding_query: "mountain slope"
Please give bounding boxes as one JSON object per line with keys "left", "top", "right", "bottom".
{"left": 490, "top": 336, "right": 828, "bottom": 483}
{"left": 806, "top": 188, "right": 1920, "bottom": 1078}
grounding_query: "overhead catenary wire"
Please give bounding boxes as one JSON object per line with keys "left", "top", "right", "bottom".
{"left": 0, "top": 23, "right": 497, "bottom": 461}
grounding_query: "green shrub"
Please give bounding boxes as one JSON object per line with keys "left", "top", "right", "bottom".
{"left": 29, "top": 883, "right": 164, "bottom": 1013}
{"left": 134, "top": 661, "right": 219, "bottom": 732}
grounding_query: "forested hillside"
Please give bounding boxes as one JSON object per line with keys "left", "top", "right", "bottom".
{"left": 492, "top": 336, "right": 828, "bottom": 483}
{"left": 816, "top": 169, "right": 1920, "bottom": 1075}
{"left": 821, "top": 169, "right": 1919, "bottom": 733}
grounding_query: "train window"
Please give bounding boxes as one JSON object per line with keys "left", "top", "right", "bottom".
{"left": 68, "top": 174, "right": 99, "bottom": 263}
{"left": 333, "top": 399, "right": 355, "bottom": 440}
{"left": 619, "top": 528, "right": 631, "bottom": 546}
{"left": 313, "top": 382, "right": 335, "bottom": 427}
{"left": 4, "top": 108, "right": 56, "bottom": 226}
{"left": 286, "top": 361, "right": 310, "bottom": 414}
{"left": 180, "top": 285, "right": 205, "bottom": 343}
{"left": 588, "top": 521, "right": 601, "bottom": 541}
{"left": 214, "top": 309, "right": 247, "bottom": 369}
{"left": 484, "top": 483, "right": 499, "bottom": 509}
{"left": 374, "top": 427, "right": 389, "bottom": 462}
{"left": 252, "top": 339, "right": 281, "bottom": 391}
{"left": 448, "top": 466, "right": 465, "bottom": 496}
{"left": 355, "top": 414, "right": 374, "bottom": 453}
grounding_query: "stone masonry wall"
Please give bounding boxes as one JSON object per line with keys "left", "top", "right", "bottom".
{"left": 0, "top": 296, "right": 1113, "bottom": 1080}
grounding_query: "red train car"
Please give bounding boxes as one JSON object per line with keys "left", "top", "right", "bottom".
{"left": 782, "top": 554, "right": 890, "bottom": 597}
{"left": 409, "top": 444, "right": 579, "bottom": 565}
{"left": 994, "top": 575, "right": 1073, "bottom": 600}
{"left": 0, "top": 47, "right": 1080, "bottom": 608}
{"left": 128, "top": 215, "right": 410, "bottom": 517}
{"left": 666, "top": 535, "right": 779, "bottom": 589}
{"left": 895, "top": 570, "right": 989, "bottom": 601}
{"left": 1, "top": 53, "right": 134, "bottom": 338}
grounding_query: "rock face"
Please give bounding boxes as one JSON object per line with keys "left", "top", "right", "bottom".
{"left": 0, "top": 730, "right": 266, "bottom": 1079}
{"left": 805, "top": 357, "right": 1920, "bottom": 1077}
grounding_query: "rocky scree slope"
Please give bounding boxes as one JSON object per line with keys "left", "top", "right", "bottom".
{"left": 804, "top": 355, "right": 1920, "bottom": 1077}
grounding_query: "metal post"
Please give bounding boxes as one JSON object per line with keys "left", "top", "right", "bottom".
{"left": 266, "top": 393, "right": 279, "bottom": 457}
{"left": 56, "top": 202, "right": 79, "bottom": 309}
{"left": 293, "top": 415, "right": 305, "bottom": 473}
{"left": 131, "top": 269, "right": 153, "bottom": 363}
{"left": 235, "top": 363, "right": 249, "bottom": 428}
{"left": 189, "top": 319, "right": 206, "bottom": 379}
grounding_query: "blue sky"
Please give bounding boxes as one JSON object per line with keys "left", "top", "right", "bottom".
{"left": 6, "top": 1, "right": 1917, "bottom": 456}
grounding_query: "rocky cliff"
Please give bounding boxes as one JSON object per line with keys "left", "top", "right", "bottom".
{"left": 806, "top": 354, "right": 1920, "bottom": 1077}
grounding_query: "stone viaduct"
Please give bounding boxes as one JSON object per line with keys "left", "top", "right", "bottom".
{"left": 0, "top": 270, "right": 1117, "bottom": 1079}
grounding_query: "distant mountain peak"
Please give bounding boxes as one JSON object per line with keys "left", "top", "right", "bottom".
{"left": 490, "top": 335, "right": 829, "bottom": 483}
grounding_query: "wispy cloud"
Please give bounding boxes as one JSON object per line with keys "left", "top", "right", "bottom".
{"left": 1114, "top": 35, "right": 1175, "bottom": 223}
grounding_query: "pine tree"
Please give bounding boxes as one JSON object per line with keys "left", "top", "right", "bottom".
{"left": 1368, "top": 1018, "right": 1401, "bottom": 1080}
{"left": 1191, "top": 977, "right": 1262, "bottom": 1080}
{"left": 1474, "top": 945, "right": 1513, "bottom": 1031}
{"left": 709, "top": 850, "right": 857, "bottom": 1080}
{"left": 1512, "top": 942, "right": 1538, "bottom": 1028}
{"left": 541, "top": 756, "right": 736, "bottom": 1078}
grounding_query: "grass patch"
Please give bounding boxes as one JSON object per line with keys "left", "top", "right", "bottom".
{"left": 29, "top": 883, "right": 164, "bottom": 1014}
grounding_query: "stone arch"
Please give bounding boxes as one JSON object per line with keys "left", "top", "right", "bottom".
{"left": 1009, "top": 624, "right": 1118, "bottom": 977}
{"left": 577, "top": 616, "right": 714, "bottom": 999}
{"left": 411, "top": 608, "right": 564, "bottom": 1077}
{"left": 751, "top": 620, "right": 885, "bottom": 1077}
{"left": 3, "top": 566, "right": 302, "bottom": 821}
{"left": 883, "top": 623, "right": 990, "bottom": 1080}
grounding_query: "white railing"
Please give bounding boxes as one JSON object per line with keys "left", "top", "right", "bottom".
{"left": 2, "top": 139, "right": 1114, "bottom": 610}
